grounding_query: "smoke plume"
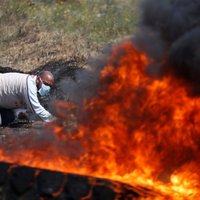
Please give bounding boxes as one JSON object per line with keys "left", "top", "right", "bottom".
{"left": 135, "top": 0, "right": 200, "bottom": 93}
{"left": 61, "top": 0, "right": 200, "bottom": 104}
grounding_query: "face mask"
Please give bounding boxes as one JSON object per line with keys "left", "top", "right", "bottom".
{"left": 38, "top": 83, "right": 51, "bottom": 96}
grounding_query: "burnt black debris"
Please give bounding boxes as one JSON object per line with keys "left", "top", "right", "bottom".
{"left": 0, "top": 161, "right": 156, "bottom": 200}
{"left": 135, "top": 0, "right": 200, "bottom": 94}
{"left": 0, "top": 66, "right": 23, "bottom": 74}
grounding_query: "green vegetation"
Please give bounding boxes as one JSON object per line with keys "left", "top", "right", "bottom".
{"left": 0, "top": 0, "right": 139, "bottom": 45}
{"left": 0, "top": 0, "right": 139, "bottom": 71}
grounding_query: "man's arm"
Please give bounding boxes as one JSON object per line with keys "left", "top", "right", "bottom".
{"left": 24, "top": 76, "right": 54, "bottom": 122}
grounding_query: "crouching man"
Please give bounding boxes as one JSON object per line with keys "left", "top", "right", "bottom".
{"left": 0, "top": 70, "right": 56, "bottom": 126}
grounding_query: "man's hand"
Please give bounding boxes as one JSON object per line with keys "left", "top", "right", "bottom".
{"left": 47, "top": 115, "right": 57, "bottom": 122}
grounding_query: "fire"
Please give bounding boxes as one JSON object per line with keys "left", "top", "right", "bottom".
{"left": 1, "top": 40, "right": 200, "bottom": 199}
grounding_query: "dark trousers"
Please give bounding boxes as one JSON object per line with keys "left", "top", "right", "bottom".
{"left": 0, "top": 108, "right": 15, "bottom": 126}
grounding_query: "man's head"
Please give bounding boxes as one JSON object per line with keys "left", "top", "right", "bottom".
{"left": 39, "top": 70, "right": 54, "bottom": 87}
{"left": 37, "top": 71, "right": 54, "bottom": 96}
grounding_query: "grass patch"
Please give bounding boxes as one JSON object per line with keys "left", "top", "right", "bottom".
{"left": 0, "top": 0, "right": 139, "bottom": 46}
{"left": 0, "top": 0, "right": 139, "bottom": 71}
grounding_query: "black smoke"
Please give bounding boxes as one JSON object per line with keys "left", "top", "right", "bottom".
{"left": 135, "top": 0, "right": 200, "bottom": 94}
{"left": 60, "top": 0, "right": 200, "bottom": 103}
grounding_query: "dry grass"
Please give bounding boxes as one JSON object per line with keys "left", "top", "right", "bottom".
{"left": 0, "top": 25, "right": 100, "bottom": 71}
{"left": 0, "top": 0, "right": 139, "bottom": 72}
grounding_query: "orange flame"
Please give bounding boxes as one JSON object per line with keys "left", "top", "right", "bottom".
{"left": 1, "top": 40, "right": 200, "bottom": 199}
